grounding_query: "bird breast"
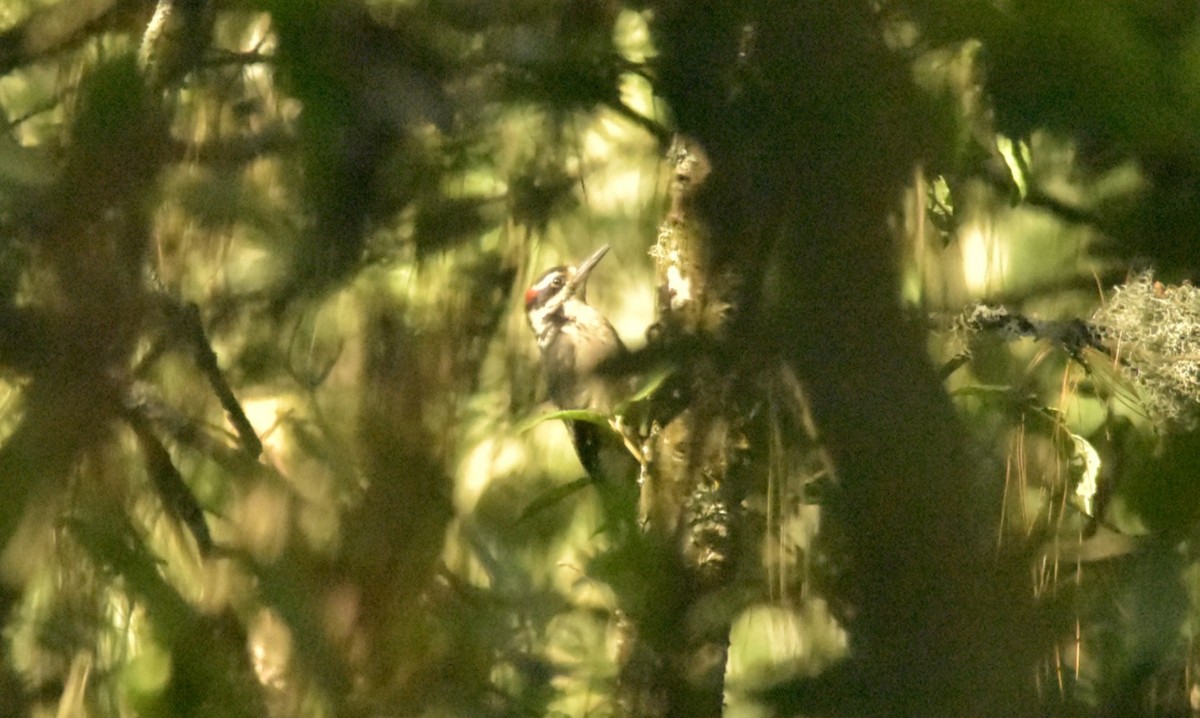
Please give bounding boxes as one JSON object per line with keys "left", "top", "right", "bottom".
{"left": 541, "top": 305, "right": 625, "bottom": 412}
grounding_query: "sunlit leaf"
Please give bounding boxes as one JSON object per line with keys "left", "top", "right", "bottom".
{"left": 515, "top": 408, "right": 611, "bottom": 434}
{"left": 1067, "top": 431, "right": 1102, "bottom": 517}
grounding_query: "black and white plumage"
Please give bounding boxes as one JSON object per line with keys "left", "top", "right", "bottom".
{"left": 525, "top": 245, "right": 635, "bottom": 481}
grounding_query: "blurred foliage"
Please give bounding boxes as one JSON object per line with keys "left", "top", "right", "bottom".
{"left": 0, "top": 1, "right": 1199, "bottom": 717}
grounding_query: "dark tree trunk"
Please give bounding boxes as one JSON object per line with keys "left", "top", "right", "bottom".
{"left": 644, "top": 3, "right": 1044, "bottom": 715}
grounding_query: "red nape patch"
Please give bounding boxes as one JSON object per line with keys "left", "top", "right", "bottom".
{"left": 524, "top": 287, "right": 538, "bottom": 307}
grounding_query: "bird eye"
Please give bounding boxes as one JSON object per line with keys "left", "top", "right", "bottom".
{"left": 552, "top": 275, "right": 564, "bottom": 289}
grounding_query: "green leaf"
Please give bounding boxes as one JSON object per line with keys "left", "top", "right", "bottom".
{"left": 996, "top": 134, "right": 1029, "bottom": 200}
{"left": 616, "top": 365, "right": 675, "bottom": 411}
{"left": 515, "top": 408, "right": 610, "bottom": 434}
{"left": 518, "top": 476, "right": 593, "bottom": 522}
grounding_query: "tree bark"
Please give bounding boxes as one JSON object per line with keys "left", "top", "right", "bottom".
{"left": 648, "top": 3, "right": 1043, "bottom": 715}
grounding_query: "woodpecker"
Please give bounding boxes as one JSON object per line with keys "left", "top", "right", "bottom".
{"left": 525, "top": 245, "right": 636, "bottom": 482}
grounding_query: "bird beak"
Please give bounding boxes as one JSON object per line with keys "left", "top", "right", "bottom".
{"left": 567, "top": 245, "right": 610, "bottom": 297}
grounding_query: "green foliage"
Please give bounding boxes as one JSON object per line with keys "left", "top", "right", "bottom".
{"left": 6, "top": 1, "right": 1200, "bottom": 717}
